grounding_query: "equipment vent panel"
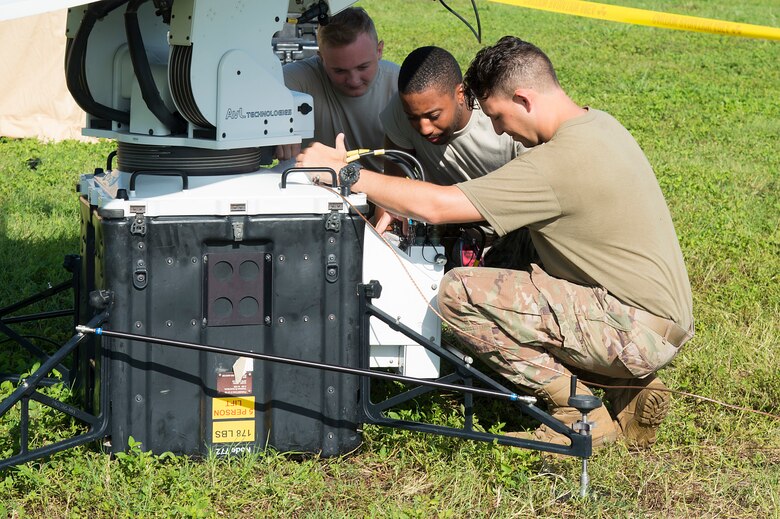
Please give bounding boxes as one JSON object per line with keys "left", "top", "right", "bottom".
{"left": 205, "top": 252, "right": 270, "bottom": 326}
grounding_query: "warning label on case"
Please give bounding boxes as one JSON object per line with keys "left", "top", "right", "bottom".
{"left": 212, "top": 396, "right": 255, "bottom": 419}
{"left": 216, "top": 372, "right": 252, "bottom": 395}
{"left": 212, "top": 420, "right": 255, "bottom": 443}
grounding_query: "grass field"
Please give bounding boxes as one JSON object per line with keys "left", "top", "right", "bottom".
{"left": 1, "top": 0, "right": 779, "bottom": 516}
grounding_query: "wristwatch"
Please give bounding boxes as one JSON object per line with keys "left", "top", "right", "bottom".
{"left": 338, "top": 162, "right": 361, "bottom": 189}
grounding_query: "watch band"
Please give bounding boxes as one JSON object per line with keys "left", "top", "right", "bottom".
{"left": 339, "top": 162, "right": 361, "bottom": 189}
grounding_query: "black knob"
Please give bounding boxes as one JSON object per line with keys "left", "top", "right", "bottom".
{"left": 568, "top": 394, "right": 603, "bottom": 412}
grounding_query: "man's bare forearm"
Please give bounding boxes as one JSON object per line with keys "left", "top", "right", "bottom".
{"left": 297, "top": 134, "right": 483, "bottom": 225}
{"left": 352, "top": 170, "right": 482, "bottom": 224}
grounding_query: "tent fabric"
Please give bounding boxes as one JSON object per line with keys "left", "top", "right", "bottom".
{"left": 0, "top": 0, "right": 100, "bottom": 23}
{"left": 0, "top": 9, "right": 88, "bottom": 141}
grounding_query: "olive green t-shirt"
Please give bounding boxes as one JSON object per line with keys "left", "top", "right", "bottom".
{"left": 457, "top": 109, "right": 693, "bottom": 329}
{"left": 283, "top": 57, "right": 399, "bottom": 171}
{"left": 380, "top": 95, "right": 525, "bottom": 185}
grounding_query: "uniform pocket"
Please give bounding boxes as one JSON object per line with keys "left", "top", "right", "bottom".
{"left": 621, "top": 323, "right": 680, "bottom": 376}
{"left": 528, "top": 267, "right": 668, "bottom": 377}
{"left": 594, "top": 291, "right": 679, "bottom": 377}
{"left": 529, "top": 266, "right": 607, "bottom": 369}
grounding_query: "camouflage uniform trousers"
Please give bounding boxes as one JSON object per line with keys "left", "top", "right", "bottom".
{"left": 437, "top": 264, "right": 682, "bottom": 391}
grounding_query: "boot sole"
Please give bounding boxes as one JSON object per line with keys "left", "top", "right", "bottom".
{"left": 621, "top": 379, "right": 670, "bottom": 447}
{"left": 634, "top": 381, "right": 671, "bottom": 426}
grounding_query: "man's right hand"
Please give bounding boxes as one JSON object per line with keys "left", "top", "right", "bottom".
{"left": 296, "top": 134, "right": 349, "bottom": 184}
{"left": 374, "top": 208, "right": 395, "bottom": 232}
{"left": 274, "top": 143, "right": 302, "bottom": 161}
{"left": 373, "top": 207, "right": 410, "bottom": 235}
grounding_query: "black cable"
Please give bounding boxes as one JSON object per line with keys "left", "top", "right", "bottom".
{"left": 464, "top": 224, "right": 487, "bottom": 264}
{"left": 384, "top": 155, "right": 420, "bottom": 181}
{"left": 106, "top": 150, "right": 117, "bottom": 171}
{"left": 65, "top": 0, "right": 132, "bottom": 125}
{"left": 352, "top": 149, "right": 425, "bottom": 181}
{"left": 420, "top": 238, "right": 442, "bottom": 265}
{"left": 125, "top": 0, "right": 187, "bottom": 134}
{"left": 385, "top": 149, "right": 425, "bottom": 181}
{"left": 439, "top": 0, "right": 482, "bottom": 43}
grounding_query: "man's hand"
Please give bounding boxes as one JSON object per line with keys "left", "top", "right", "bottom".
{"left": 373, "top": 208, "right": 396, "bottom": 232}
{"left": 274, "top": 143, "right": 302, "bottom": 161}
{"left": 296, "top": 133, "right": 349, "bottom": 185}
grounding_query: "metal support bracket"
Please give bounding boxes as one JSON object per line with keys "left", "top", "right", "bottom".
{"left": 0, "top": 310, "right": 110, "bottom": 470}
{"left": 356, "top": 281, "right": 594, "bottom": 460}
{"left": 0, "top": 255, "right": 82, "bottom": 385}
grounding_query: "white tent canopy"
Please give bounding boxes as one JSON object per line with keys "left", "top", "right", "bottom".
{"left": 0, "top": 5, "right": 90, "bottom": 141}
{"left": 0, "top": 0, "right": 98, "bottom": 22}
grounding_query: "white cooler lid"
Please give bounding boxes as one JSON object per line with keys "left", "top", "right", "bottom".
{"left": 82, "top": 159, "right": 368, "bottom": 218}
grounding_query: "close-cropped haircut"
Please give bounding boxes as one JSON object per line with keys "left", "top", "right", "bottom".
{"left": 318, "top": 7, "right": 378, "bottom": 48}
{"left": 464, "top": 36, "right": 559, "bottom": 108}
{"left": 398, "top": 46, "right": 463, "bottom": 95}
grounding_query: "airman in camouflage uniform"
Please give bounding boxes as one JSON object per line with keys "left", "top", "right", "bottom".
{"left": 438, "top": 264, "right": 692, "bottom": 448}
{"left": 439, "top": 265, "right": 684, "bottom": 392}
{"left": 297, "top": 37, "right": 694, "bottom": 449}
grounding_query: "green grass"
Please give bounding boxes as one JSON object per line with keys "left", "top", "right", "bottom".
{"left": 1, "top": 0, "right": 779, "bottom": 516}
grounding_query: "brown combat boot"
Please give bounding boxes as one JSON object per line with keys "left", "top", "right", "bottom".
{"left": 605, "top": 375, "right": 670, "bottom": 448}
{"left": 509, "top": 376, "right": 618, "bottom": 448}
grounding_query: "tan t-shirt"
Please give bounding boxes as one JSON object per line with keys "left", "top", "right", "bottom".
{"left": 458, "top": 109, "right": 693, "bottom": 329}
{"left": 380, "top": 95, "right": 525, "bottom": 184}
{"left": 283, "top": 57, "right": 399, "bottom": 171}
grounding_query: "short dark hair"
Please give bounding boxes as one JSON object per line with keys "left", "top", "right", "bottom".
{"left": 464, "top": 36, "right": 559, "bottom": 107}
{"left": 318, "top": 7, "right": 378, "bottom": 48}
{"left": 398, "top": 46, "right": 462, "bottom": 95}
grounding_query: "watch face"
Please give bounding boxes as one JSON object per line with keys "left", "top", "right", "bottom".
{"left": 340, "top": 163, "right": 361, "bottom": 186}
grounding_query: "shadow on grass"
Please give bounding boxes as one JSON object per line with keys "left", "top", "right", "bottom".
{"left": 0, "top": 206, "right": 83, "bottom": 375}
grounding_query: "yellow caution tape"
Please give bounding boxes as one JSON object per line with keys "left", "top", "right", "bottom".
{"left": 489, "top": 0, "right": 780, "bottom": 41}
